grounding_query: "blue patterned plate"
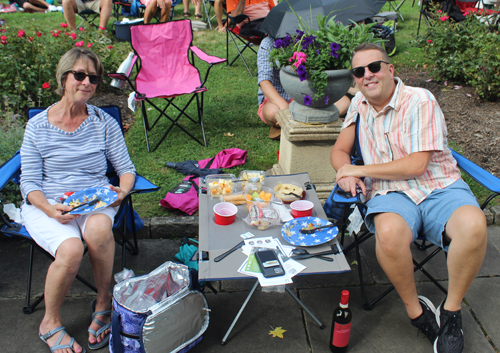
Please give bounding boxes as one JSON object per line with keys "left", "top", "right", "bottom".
{"left": 281, "top": 217, "right": 338, "bottom": 247}
{"left": 63, "top": 187, "right": 118, "bottom": 215}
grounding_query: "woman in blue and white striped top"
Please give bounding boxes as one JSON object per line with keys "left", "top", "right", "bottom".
{"left": 20, "top": 48, "right": 135, "bottom": 353}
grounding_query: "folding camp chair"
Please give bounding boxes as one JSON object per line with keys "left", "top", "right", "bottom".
{"left": 109, "top": 20, "right": 226, "bottom": 152}
{"left": 77, "top": 9, "right": 100, "bottom": 28}
{"left": 201, "top": 0, "right": 224, "bottom": 30}
{"left": 0, "top": 105, "right": 160, "bottom": 314}
{"left": 225, "top": 14, "right": 266, "bottom": 76}
{"left": 386, "top": 0, "right": 406, "bottom": 21}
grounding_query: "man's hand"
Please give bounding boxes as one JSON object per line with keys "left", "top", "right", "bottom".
{"left": 337, "top": 176, "right": 366, "bottom": 197}
{"left": 109, "top": 185, "right": 129, "bottom": 207}
{"left": 49, "top": 203, "right": 80, "bottom": 224}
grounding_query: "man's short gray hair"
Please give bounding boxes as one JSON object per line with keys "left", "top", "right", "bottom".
{"left": 351, "top": 43, "right": 390, "bottom": 67}
{"left": 55, "top": 48, "right": 104, "bottom": 96}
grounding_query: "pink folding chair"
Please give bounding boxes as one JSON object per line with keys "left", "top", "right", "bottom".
{"left": 109, "top": 19, "right": 226, "bottom": 152}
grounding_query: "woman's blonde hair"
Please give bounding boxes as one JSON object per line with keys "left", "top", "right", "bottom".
{"left": 55, "top": 48, "right": 104, "bottom": 96}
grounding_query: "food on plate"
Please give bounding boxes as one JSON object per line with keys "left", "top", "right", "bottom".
{"left": 221, "top": 193, "right": 246, "bottom": 205}
{"left": 301, "top": 223, "right": 316, "bottom": 231}
{"left": 208, "top": 179, "right": 235, "bottom": 198}
{"left": 68, "top": 194, "right": 98, "bottom": 208}
{"left": 273, "top": 182, "right": 303, "bottom": 201}
{"left": 95, "top": 200, "right": 108, "bottom": 208}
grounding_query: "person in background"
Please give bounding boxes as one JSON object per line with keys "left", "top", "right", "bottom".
{"left": 214, "top": 0, "right": 273, "bottom": 33}
{"left": 62, "top": 0, "right": 112, "bottom": 31}
{"left": 10, "top": 0, "right": 50, "bottom": 12}
{"left": 258, "top": 36, "right": 355, "bottom": 140}
{"left": 331, "top": 43, "right": 487, "bottom": 353}
{"left": 21, "top": 47, "right": 136, "bottom": 353}
{"left": 142, "top": 0, "right": 172, "bottom": 23}
{"left": 182, "top": 0, "right": 202, "bottom": 19}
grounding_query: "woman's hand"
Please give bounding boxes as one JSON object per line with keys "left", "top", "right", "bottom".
{"left": 49, "top": 203, "right": 81, "bottom": 224}
{"left": 157, "top": 0, "right": 166, "bottom": 9}
{"left": 109, "top": 185, "right": 129, "bottom": 207}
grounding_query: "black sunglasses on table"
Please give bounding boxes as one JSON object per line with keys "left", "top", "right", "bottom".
{"left": 65, "top": 70, "right": 102, "bottom": 84}
{"left": 351, "top": 60, "right": 390, "bottom": 78}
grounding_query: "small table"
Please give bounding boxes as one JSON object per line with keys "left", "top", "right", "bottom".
{"left": 198, "top": 172, "right": 350, "bottom": 344}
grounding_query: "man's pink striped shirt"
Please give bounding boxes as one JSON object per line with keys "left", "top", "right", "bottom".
{"left": 342, "top": 78, "right": 461, "bottom": 204}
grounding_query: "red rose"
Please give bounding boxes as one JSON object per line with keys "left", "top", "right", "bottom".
{"left": 427, "top": 39, "right": 432, "bottom": 43}
{"left": 87, "top": 42, "right": 93, "bottom": 48}
{"left": 29, "top": 36, "right": 33, "bottom": 42}
{"left": 71, "top": 33, "right": 77, "bottom": 40}
{"left": 36, "top": 31, "right": 42, "bottom": 37}
{"left": 107, "top": 45, "right": 113, "bottom": 49}
{"left": 1, "top": 40, "right": 7, "bottom": 45}
{"left": 42, "top": 82, "right": 50, "bottom": 89}
{"left": 0, "top": 35, "right": 6, "bottom": 40}
{"left": 61, "top": 23, "right": 68, "bottom": 28}
{"left": 17, "top": 29, "right": 25, "bottom": 38}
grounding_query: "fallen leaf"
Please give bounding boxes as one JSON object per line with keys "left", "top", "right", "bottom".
{"left": 405, "top": 51, "right": 410, "bottom": 54}
{"left": 444, "top": 81, "right": 448, "bottom": 86}
{"left": 425, "top": 79, "right": 433, "bottom": 82}
{"left": 269, "top": 327, "right": 287, "bottom": 338}
{"left": 224, "top": 132, "right": 234, "bottom": 137}
{"left": 454, "top": 85, "right": 463, "bottom": 89}
{"left": 147, "top": 107, "right": 153, "bottom": 111}
{"left": 466, "top": 93, "right": 472, "bottom": 97}
{"left": 351, "top": 260, "right": 358, "bottom": 266}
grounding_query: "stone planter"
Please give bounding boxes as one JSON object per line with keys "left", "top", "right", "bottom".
{"left": 280, "top": 66, "right": 353, "bottom": 124}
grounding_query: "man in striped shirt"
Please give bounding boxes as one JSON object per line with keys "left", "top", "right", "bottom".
{"left": 331, "top": 43, "right": 487, "bottom": 353}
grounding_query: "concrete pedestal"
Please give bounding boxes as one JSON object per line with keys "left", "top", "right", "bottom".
{"left": 270, "top": 109, "right": 342, "bottom": 200}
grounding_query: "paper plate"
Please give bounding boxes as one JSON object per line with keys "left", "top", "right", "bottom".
{"left": 63, "top": 187, "right": 117, "bottom": 215}
{"left": 281, "top": 217, "right": 338, "bottom": 247}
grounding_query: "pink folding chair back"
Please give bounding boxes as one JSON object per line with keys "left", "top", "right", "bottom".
{"left": 130, "top": 20, "right": 203, "bottom": 98}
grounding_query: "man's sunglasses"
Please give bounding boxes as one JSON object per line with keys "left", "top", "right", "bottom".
{"left": 351, "top": 60, "right": 390, "bottom": 78}
{"left": 65, "top": 70, "right": 102, "bottom": 84}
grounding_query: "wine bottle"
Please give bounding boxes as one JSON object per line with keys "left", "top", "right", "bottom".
{"left": 329, "top": 290, "right": 352, "bottom": 353}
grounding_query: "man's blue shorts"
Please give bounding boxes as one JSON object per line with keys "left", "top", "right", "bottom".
{"left": 364, "top": 179, "right": 480, "bottom": 251}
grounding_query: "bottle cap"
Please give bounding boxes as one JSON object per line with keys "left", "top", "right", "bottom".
{"left": 340, "top": 290, "right": 349, "bottom": 305}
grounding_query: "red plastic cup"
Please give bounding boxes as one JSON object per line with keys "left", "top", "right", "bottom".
{"left": 290, "top": 200, "right": 314, "bottom": 218}
{"left": 213, "top": 202, "right": 238, "bottom": 225}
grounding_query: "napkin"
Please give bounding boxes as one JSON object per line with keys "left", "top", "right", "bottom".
{"left": 271, "top": 203, "right": 293, "bottom": 222}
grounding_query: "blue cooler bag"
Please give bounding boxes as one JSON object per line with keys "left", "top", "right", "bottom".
{"left": 110, "top": 261, "right": 209, "bottom": 353}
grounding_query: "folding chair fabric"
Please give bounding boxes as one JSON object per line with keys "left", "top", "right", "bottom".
{"left": 78, "top": 9, "right": 100, "bottom": 28}
{"left": 119, "top": 19, "right": 226, "bottom": 152}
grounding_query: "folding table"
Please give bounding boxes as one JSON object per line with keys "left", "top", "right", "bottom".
{"left": 197, "top": 172, "right": 351, "bottom": 345}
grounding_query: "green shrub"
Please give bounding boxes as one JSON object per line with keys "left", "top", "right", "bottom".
{"left": 416, "top": 8, "right": 500, "bottom": 100}
{"left": 0, "top": 22, "right": 127, "bottom": 116}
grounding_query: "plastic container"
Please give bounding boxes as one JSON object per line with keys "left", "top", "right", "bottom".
{"left": 213, "top": 202, "right": 238, "bottom": 225}
{"left": 206, "top": 174, "right": 238, "bottom": 198}
{"left": 244, "top": 185, "right": 275, "bottom": 209}
{"left": 290, "top": 200, "right": 314, "bottom": 218}
{"left": 238, "top": 170, "right": 266, "bottom": 189}
{"left": 273, "top": 181, "right": 304, "bottom": 203}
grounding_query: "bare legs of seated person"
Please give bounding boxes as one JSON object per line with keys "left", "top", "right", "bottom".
{"left": 214, "top": 0, "right": 245, "bottom": 33}
{"left": 144, "top": 0, "right": 172, "bottom": 23}
{"left": 62, "top": 0, "right": 112, "bottom": 31}
{"left": 38, "top": 213, "right": 115, "bottom": 352}
{"left": 17, "top": 0, "right": 50, "bottom": 12}
{"left": 182, "top": 0, "right": 202, "bottom": 19}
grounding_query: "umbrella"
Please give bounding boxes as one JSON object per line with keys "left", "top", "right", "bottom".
{"left": 166, "top": 160, "right": 222, "bottom": 178}
{"left": 260, "top": 0, "right": 387, "bottom": 39}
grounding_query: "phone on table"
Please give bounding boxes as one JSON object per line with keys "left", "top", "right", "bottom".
{"left": 255, "top": 249, "right": 285, "bottom": 278}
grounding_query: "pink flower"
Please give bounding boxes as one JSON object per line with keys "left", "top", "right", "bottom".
{"left": 289, "top": 51, "right": 307, "bottom": 68}
{"left": 0, "top": 35, "right": 6, "bottom": 40}
{"left": 75, "top": 41, "right": 84, "bottom": 47}
{"left": 61, "top": 23, "right": 68, "bottom": 28}
{"left": 65, "top": 32, "right": 70, "bottom": 36}
{"left": 1, "top": 39, "right": 7, "bottom": 45}
{"left": 0, "top": 29, "right": 6, "bottom": 32}
{"left": 42, "top": 82, "right": 50, "bottom": 89}
{"left": 29, "top": 36, "right": 33, "bottom": 42}
{"left": 437, "top": 10, "right": 442, "bottom": 13}
{"left": 440, "top": 16, "right": 449, "bottom": 22}
{"left": 107, "top": 45, "right": 113, "bottom": 49}
{"left": 464, "top": 11, "right": 469, "bottom": 15}
{"left": 87, "top": 42, "right": 92, "bottom": 48}
{"left": 71, "top": 33, "right": 77, "bottom": 40}
{"left": 17, "top": 29, "right": 25, "bottom": 38}
{"left": 36, "top": 31, "right": 42, "bottom": 37}
{"left": 427, "top": 39, "right": 432, "bottom": 43}
{"left": 78, "top": 27, "right": 84, "bottom": 31}
{"left": 52, "top": 32, "right": 59, "bottom": 37}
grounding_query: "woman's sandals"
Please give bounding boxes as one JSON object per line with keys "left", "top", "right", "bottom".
{"left": 88, "top": 299, "right": 111, "bottom": 350}
{"left": 39, "top": 326, "right": 85, "bottom": 353}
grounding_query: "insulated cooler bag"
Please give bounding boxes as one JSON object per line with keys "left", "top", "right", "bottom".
{"left": 110, "top": 261, "right": 209, "bottom": 353}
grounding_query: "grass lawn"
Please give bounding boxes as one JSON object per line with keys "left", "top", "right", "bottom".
{"left": 1, "top": 1, "right": 497, "bottom": 216}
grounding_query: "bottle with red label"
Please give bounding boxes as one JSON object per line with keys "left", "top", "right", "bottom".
{"left": 329, "top": 290, "right": 352, "bottom": 352}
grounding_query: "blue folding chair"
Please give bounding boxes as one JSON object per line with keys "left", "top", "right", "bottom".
{"left": 0, "top": 105, "right": 160, "bottom": 314}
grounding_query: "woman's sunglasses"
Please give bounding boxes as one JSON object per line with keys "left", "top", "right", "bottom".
{"left": 351, "top": 60, "right": 390, "bottom": 78}
{"left": 65, "top": 70, "right": 102, "bottom": 84}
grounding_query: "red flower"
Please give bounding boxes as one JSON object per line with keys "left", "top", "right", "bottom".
{"left": 0, "top": 29, "right": 6, "bottom": 32}
{"left": 29, "top": 36, "right": 33, "bottom": 42}
{"left": 107, "top": 45, "right": 113, "bottom": 49}
{"left": 464, "top": 11, "right": 469, "bottom": 15}
{"left": 75, "top": 41, "right": 84, "bottom": 47}
{"left": 87, "top": 42, "right": 93, "bottom": 48}
{"left": 61, "top": 23, "right": 68, "bottom": 28}
{"left": 36, "top": 31, "right": 42, "bottom": 37}
{"left": 17, "top": 29, "right": 25, "bottom": 38}
{"left": 65, "top": 32, "right": 70, "bottom": 36}
{"left": 0, "top": 35, "right": 6, "bottom": 40}
{"left": 427, "top": 39, "right": 432, "bottom": 43}
{"left": 1, "top": 40, "right": 7, "bottom": 45}
{"left": 42, "top": 82, "right": 50, "bottom": 89}
{"left": 71, "top": 33, "right": 77, "bottom": 40}
{"left": 437, "top": 9, "right": 442, "bottom": 13}
{"left": 78, "top": 27, "right": 84, "bottom": 31}
{"left": 52, "top": 32, "right": 59, "bottom": 37}
{"left": 440, "top": 16, "right": 449, "bottom": 22}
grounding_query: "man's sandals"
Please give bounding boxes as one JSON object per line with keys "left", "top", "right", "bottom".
{"left": 39, "top": 326, "right": 86, "bottom": 353}
{"left": 87, "top": 299, "right": 111, "bottom": 350}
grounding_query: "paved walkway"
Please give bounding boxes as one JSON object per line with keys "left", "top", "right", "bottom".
{"left": 1, "top": 226, "right": 499, "bottom": 353}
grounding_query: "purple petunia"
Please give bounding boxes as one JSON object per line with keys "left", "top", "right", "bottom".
{"left": 324, "top": 95, "right": 329, "bottom": 105}
{"left": 275, "top": 39, "right": 286, "bottom": 49}
{"left": 331, "top": 42, "right": 340, "bottom": 51}
{"left": 301, "top": 35, "right": 316, "bottom": 50}
{"left": 331, "top": 52, "right": 339, "bottom": 59}
{"left": 297, "top": 64, "right": 307, "bottom": 81}
{"left": 304, "top": 95, "right": 312, "bottom": 106}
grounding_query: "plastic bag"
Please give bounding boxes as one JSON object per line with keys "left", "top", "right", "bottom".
{"left": 243, "top": 203, "right": 281, "bottom": 230}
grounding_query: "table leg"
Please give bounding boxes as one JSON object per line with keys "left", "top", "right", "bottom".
{"left": 221, "top": 280, "right": 260, "bottom": 345}
{"left": 285, "top": 286, "right": 325, "bottom": 329}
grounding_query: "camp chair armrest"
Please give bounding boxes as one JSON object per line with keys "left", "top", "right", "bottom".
{"left": 190, "top": 46, "right": 227, "bottom": 65}
{"left": 451, "top": 148, "right": 500, "bottom": 193}
{"left": 0, "top": 151, "right": 21, "bottom": 191}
